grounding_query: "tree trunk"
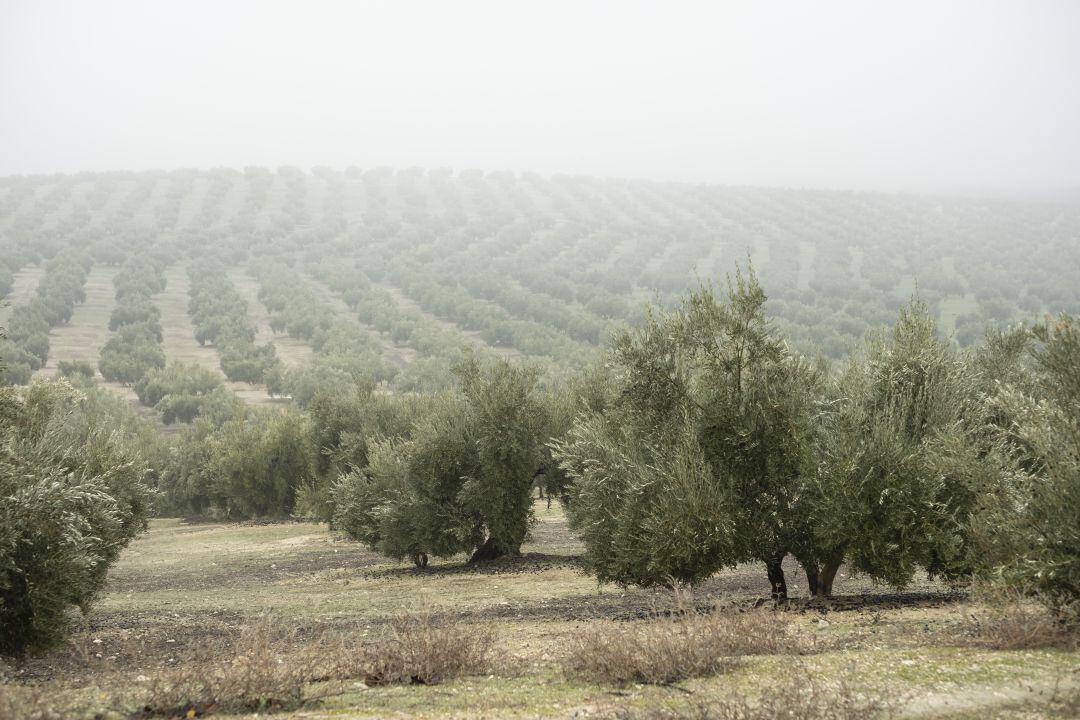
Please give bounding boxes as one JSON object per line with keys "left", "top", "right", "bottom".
{"left": 816, "top": 557, "right": 842, "bottom": 597}
{"left": 765, "top": 553, "right": 788, "bottom": 601}
{"left": 803, "top": 562, "right": 821, "bottom": 596}
{"left": 469, "top": 537, "right": 506, "bottom": 563}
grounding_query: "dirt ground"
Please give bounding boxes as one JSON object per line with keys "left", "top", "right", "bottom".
{"left": 2, "top": 502, "right": 1077, "bottom": 719}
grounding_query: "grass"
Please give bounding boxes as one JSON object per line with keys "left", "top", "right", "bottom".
{"left": 566, "top": 597, "right": 795, "bottom": 684}
{"left": 0, "top": 263, "right": 44, "bottom": 324}
{"left": 2, "top": 502, "right": 1077, "bottom": 718}
{"left": 156, "top": 266, "right": 274, "bottom": 406}
{"left": 34, "top": 266, "right": 156, "bottom": 425}
{"left": 140, "top": 617, "right": 314, "bottom": 716}
{"left": 228, "top": 269, "right": 315, "bottom": 369}
{"left": 608, "top": 669, "right": 897, "bottom": 719}
{"left": 966, "top": 589, "right": 1079, "bottom": 651}
{"left": 36, "top": 266, "right": 117, "bottom": 378}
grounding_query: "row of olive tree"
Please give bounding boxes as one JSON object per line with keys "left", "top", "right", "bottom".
{"left": 134, "top": 263, "right": 1077, "bottom": 614}
{"left": 98, "top": 256, "right": 167, "bottom": 385}
{"left": 188, "top": 261, "right": 280, "bottom": 383}
{"left": 549, "top": 269, "right": 1076, "bottom": 611}
{"left": 158, "top": 404, "right": 313, "bottom": 519}
{"left": 253, "top": 261, "right": 397, "bottom": 403}
{"left": 0, "top": 252, "right": 88, "bottom": 384}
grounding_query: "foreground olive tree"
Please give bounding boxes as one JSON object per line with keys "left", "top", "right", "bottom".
{"left": 332, "top": 356, "right": 546, "bottom": 564}
{"left": 974, "top": 315, "right": 1080, "bottom": 612}
{"left": 0, "top": 380, "right": 152, "bottom": 656}
{"left": 553, "top": 270, "right": 821, "bottom": 596}
{"left": 553, "top": 274, "right": 1009, "bottom": 599}
{"left": 805, "top": 302, "right": 1001, "bottom": 595}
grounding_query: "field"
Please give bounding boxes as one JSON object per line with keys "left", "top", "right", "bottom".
{"left": 0, "top": 264, "right": 42, "bottom": 325}
{"left": 2, "top": 168, "right": 1079, "bottom": 718}
{"left": 4, "top": 502, "right": 1077, "bottom": 719}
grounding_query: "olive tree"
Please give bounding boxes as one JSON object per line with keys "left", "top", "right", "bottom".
{"left": 206, "top": 407, "right": 315, "bottom": 519}
{"left": 0, "top": 380, "right": 152, "bottom": 656}
{"left": 805, "top": 301, "right": 1012, "bottom": 595}
{"left": 553, "top": 269, "right": 821, "bottom": 596}
{"left": 974, "top": 315, "right": 1080, "bottom": 612}
{"left": 333, "top": 356, "right": 547, "bottom": 564}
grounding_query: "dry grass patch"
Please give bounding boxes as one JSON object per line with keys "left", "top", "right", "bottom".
{"left": 967, "top": 589, "right": 1079, "bottom": 651}
{"left": 609, "top": 670, "right": 896, "bottom": 719}
{"left": 0, "top": 683, "right": 79, "bottom": 720}
{"left": 1047, "top": 675, "right": 1080, "bottom": 718}
{"left": 141, "top": 617, "right": 318, "bottom": 717}
{"left": 139, "top": 610, "right": 496, "bottom": 717}
{"left": 348, "top": 608, "right": 496, "bottom": 686}
{"left": 568, "top": 595, "right": 797, "bottom": 685}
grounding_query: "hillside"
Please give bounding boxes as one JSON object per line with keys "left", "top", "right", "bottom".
{"left": 2, "top": 168, "right": 1078, "bottom": 423}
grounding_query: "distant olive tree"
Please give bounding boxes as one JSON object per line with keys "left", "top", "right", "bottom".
{"left": 206, "top": 408, "right": 315, "bottom": 519}
{"left": 333, "top": 355, "right": 547, "bottom": 564}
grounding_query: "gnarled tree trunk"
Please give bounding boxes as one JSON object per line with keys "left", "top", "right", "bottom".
{"left": 800, "top": 554, "right": 843, "bottom": 597}
{"left": 815, "top": 556, "right": 842, "bottom": 597}
{"left": 468, "top": 537, "right": 506, "bottom": 563}
{"left": 803, "top": 562, "right": 820, "bottom": 596}
{"left": 765, "top": 552, "right": 788, "bottom": 601}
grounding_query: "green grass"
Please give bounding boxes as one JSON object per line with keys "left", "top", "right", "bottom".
{"left": 0, "top": 263, "right": 43, "bottom": 324}
{"left": 939, "top": 293, "right": 979, "bottom": 334}
{"left": 156, "top": 266, "right": 273, "bottom": 406}
{"left": 228, "top": 269, "right": 315, "bottom": 369}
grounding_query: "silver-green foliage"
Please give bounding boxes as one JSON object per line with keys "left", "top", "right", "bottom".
{"left": 0, "top": 380, "right": 152, "bottom": 656}
{"left": 808, "top": 301, "right": 990, "bottom": 588}
{"left": 332, "top": 356, "right": 546, "bottom": 563}
{"left": 553, "top": 269, "right": 820, "bottom": 587}
{"left": 205, "top": 408, "right": 315, "bottom": 519}
{"left": 554, "top": 276, "right": 1010, "bottom": 596}
{"left": 976, "top": 315, "right": 1080, "bottom": 610}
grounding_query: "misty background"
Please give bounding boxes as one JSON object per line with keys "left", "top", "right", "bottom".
{"left": 2, "top": 0, "right": 1078, "bottom": 198}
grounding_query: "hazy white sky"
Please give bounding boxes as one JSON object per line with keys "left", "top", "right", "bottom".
{"left": 2, "top": 0, "right": 1078, "bottom": 196}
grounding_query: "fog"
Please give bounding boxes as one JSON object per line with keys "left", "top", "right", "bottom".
{"left": 2, "top": 0, "right": 1078, "bottom": 197}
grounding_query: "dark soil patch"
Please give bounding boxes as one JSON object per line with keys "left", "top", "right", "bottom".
{"left": 178, "top": 515, "right": 308, "bottom": 526}
{"left": 439, "top": 584, "right": 965, "bottom": 625}
{"left": 369, "top": 552, "right": 587, "bottom": 579}
{"left": 2, "top": 610, "right": 248, "bottom": 682}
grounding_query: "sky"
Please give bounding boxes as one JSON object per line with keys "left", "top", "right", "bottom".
{"left": 1, "top": 0, "right": 1079, "bottom": 197}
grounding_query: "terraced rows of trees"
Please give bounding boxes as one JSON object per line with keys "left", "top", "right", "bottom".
{"left": 4, "top": 168, "right": 1077, "bottom": 387}
{"left": 1, "top": 167, "right": 1079, "bottom": 657}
